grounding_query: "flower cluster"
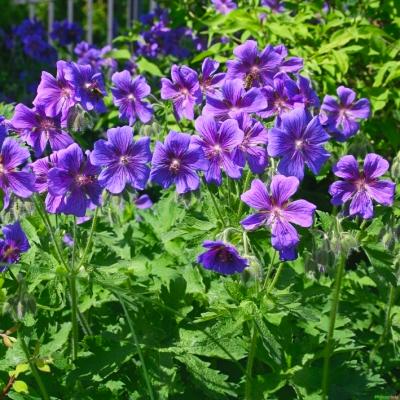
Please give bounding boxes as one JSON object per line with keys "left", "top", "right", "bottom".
{"left": 136, "top": 7, "right": 204, "bottom": 59}
{"left": 13, "top": 18, "right": 57, "bottom": 64}
{"left": 1, "top": 32, "right": 394, "bottom": 279}
{"left": 51, "top": 20, "right": 83, "bottom": 47}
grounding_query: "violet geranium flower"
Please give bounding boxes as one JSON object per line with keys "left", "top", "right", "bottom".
{"left": 199, "top": 58, "right": 225, "bottom": 95}
{"left": 134, "top": 194, "right": 153, "bottom": 209}
{"left": 241, "top": 176, "right": 316, "bottom": 260}
{"left": 226, "top": 40, "right": 283, "bottom": 88}
{"left": 258, "top": 73, "right": 298, "bottom": 120}
{"left": 268, "top": 108, "right": 330, "bottom": 180}
{"left": 0, "top": 134, "right": 35, "bottom": 208}
{"left": 33, "top": 60, "right": 76, "bottom": 122}
{"left": 11, "top": 104, "right": 74, "bottom": 156}
{"left": 273, "top": 44, "right": 303, "bottom": 74}
{"left": 91, "top": 126, "right": 151, "bottom": 194}
{"left": 193, "top": 116, "right": 243, "bottom": 185}
{"left": 65, "top": 62, "right": 107, "bottom": 113}
{"left": 320, "top": 86, "right": 370, "bottom": 141}
{"left": 47, "top": 143, "right": 102, "bottom": 217}
{"left": 211, "top": 0, "right": 237, "bottom": 15}
{"left": 197, "top": 240, "right": 248, "bottom": 274}
{"left": 329, "top": 153, "right": 395, "bottom": 219}
{"left": 150, "top": 131, "right": 207, "bottom": 194}
{"left": 160, "top": 65, "right": 202, "bottom": 121}
{"left": 0, "top": 221, "right": 30, "bottom": 271}
{"left": 111, "top": 71, "right": 153, "bottom": 126}
{"left": 233, "top": 113, "right": 269, "bottom": 174}
{"left": 203, "top": 79, "right": 266, "bottom": 120}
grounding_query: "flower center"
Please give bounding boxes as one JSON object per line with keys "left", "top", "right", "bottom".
{"left": 0, "top": 163, "right": 5, "bottom": 175}
{"left": 75, "top": 174, "right": 92, "bottom": 186}
{"left": 62, "top": 87, "right": 72, "bottom": 98}
{"left": 217, "top": 248, "right": 233, "bottom": 263}
{"left": 119, "top": 155, "right": 130, "bottom": 165}
{"left": 39, "top": 118, "right": 56, "bottom": 132}
{"left": 355, "top": 178, "right": 367, "bottom": 191}
{"left": 127, "top": 93, "right": 135, "bottom": 101}
{"left": 212, "top": 144, "right": 222, "bottom": 154}
{"left": 169, "top": 158, "right": 181, "bottom": 173}
{"left": 295, "top": 140, "right": 303, "bottom": 150}
{"left": 180, "top": 87, "right": 189, "bottom": 96}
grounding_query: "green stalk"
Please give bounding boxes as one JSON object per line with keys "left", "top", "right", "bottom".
{"left": 33, "top": 195, "right": 68, "bottom": 270}
{"left": 206, "top": 184, "right": 227, "bottom": 228}
{"left": 244, "top": 321, "right": 258, "bottom": 400}
{"left": 262, "top": 250, "right": 277, "bottom": 291}
{"left": 69, "top": 274, "right": 79, "bottom": 361}
{"left": 76, "top": 206, "right": 99, "bottom": 271}
{"left": 321, "top": 254, "right": 346, "bottom": 400}
{"left": 117, "top": 294, "right": 155, "bottom": 400}
{"left": 237, "top": 170, "right": 252, "bottom": 218}
{"left": 266, "top": 262, "right": 284, "bottom": 295}
{"left": 18, "top": 330, "right": 50, "bottom": 400}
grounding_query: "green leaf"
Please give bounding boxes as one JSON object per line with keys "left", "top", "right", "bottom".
{"left": 176, "top": 354, "right": 236, "bottom": 398}
{"left": 137, "top": 58, "right": 163, "bottom": 77}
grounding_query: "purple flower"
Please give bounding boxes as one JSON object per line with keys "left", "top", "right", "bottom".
{"left": 47, "top": 143, "right": 102, "bottom": 217}
{"left": 22, "top": 34, "right": 57, "bottom": 64}
{"left": 150, "top": 131, "right": 207, "bottom": 194}
{"left": 29, "top": 152, "right": 63, "bottom": 213}
{"left": 293, "top": 75, "right": 320, "bottom": 109}
{"left": 226, "top": 40, "right": 283, "bottom": 88}
{"left": 33, "top": 60, "right": 76, "bottom": 122}
{"left": 161, "top": 65, "right": 202, "bottom": 121}
{"left": 204, "top": 79, "right": 266, "bottom": 120}
{"left": 91, "top": 126, "right": 151, "bottom": 194}
{"left": 197, "top": 240, "right": 248, "bottom": 274}
{"left": 63, "top": 234, "right": 74, "bottom": 247}
{"left": 15, "top": 18, "right": 46, "bottom": 39}
{"left": 0, "top": 222, "right": 30, "bottom": 270}
{"left": 329, "top": 154, "right": 395, "bottom": 219}
{"left": 51, "top": 20, "right": 83, "bottom": 46}
{"left": 65, "top": 63, "right": 106, "bottom": 113}
{"left": 11, "top": 104, "right": 73, "bottom": 156}
{"left": 273, "top": 44, "right": 303, "bottom": 74}
{"left": 241, "top": 176, "right": 316, "bottom": 260}
{"left": 199, "top": 58, "right": 225, "bottom": 95}
{"left": 30, "top": 152, "right": 59, "bottom": 193}
{"left": 0, "top": 134, "right": 35, "bottom": 208}
{"left": 134, "top": 194, "right": 153, "bottom": 209}
{"left": 111, "top": 71, "right": 153, "bottom": 126}
{"left": 261, "top": 0, "right": 285, "bottom": 13}
{"left": 211, "top": 0, "right": 237, "bottom": 14}
{"left": 233, "top": 113, "right": 269, "bottom": 174}
{"left": 268, "top": 108, "right": 330, "bottom": 180}
{"left": 193, "top": 116, "right": 243, "bottom": 185}
{"left": 320, "top": 86, "right": 370, "bottom": 141}
{"left": 259, "top": 73, "right": 299, "bottom": 119}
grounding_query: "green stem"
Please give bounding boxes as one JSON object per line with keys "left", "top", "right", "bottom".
{"left": 76, "top": 206, "right": 99, "bottom": 271}
{"left": 71, "top": 217, "right": 77, "bottom": 271}
{"left": 69, "top": 274, "right": 79, "bottom": 361}
{"left": 321, "top": 254, "right": 346, "bottom": 400}
{"left": 33, "top": 195, "right": 68, "bottom": 270}
{"left": 266, "top": 262, "right": 284, "bottom": 295}
{"left": 382, "top": 285, "right": 397, "bottom": 341}
{"left": 206, "top": 184, "right": 227, "bottom": 228}
{"left": 18, "top": 330, "right": 50, "bottom": 400}
{"left": 262, "top": 251, "right": 277, "bottom": 291}
{"left": 244, "top": 322, "right": 258, "bottom": 400}
{"left": 237, "top": 170, "right": 252, "bottom": 218}
{"left": 117, "top": 294, "right": 155, "bottom": 400}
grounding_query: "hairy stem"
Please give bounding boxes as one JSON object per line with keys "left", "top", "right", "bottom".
{"left": 237, "top": 170, "right": 252, "bottom": 218}
{"left": 18, "top": 329, "right": 50, "bottom": 400}
{"left": 266, "top": 262, "right": 284, "bottom": 295}
{"left": 244, "top": 321, "right": 258, "bottom": 400}
{"left": 117, "top": 294, "right": 155, "bottom": 400}
{"left": 69, "top": 274, "right": 79, "bottom": 361}
{"left": 76, "top": 206, "right": 99, "bottom": 271}
{"left": 206, "top": 184, "right": 227, "bottom": 228}
{"left": 321, "top": 254, "right": 346, "bottom": 399}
